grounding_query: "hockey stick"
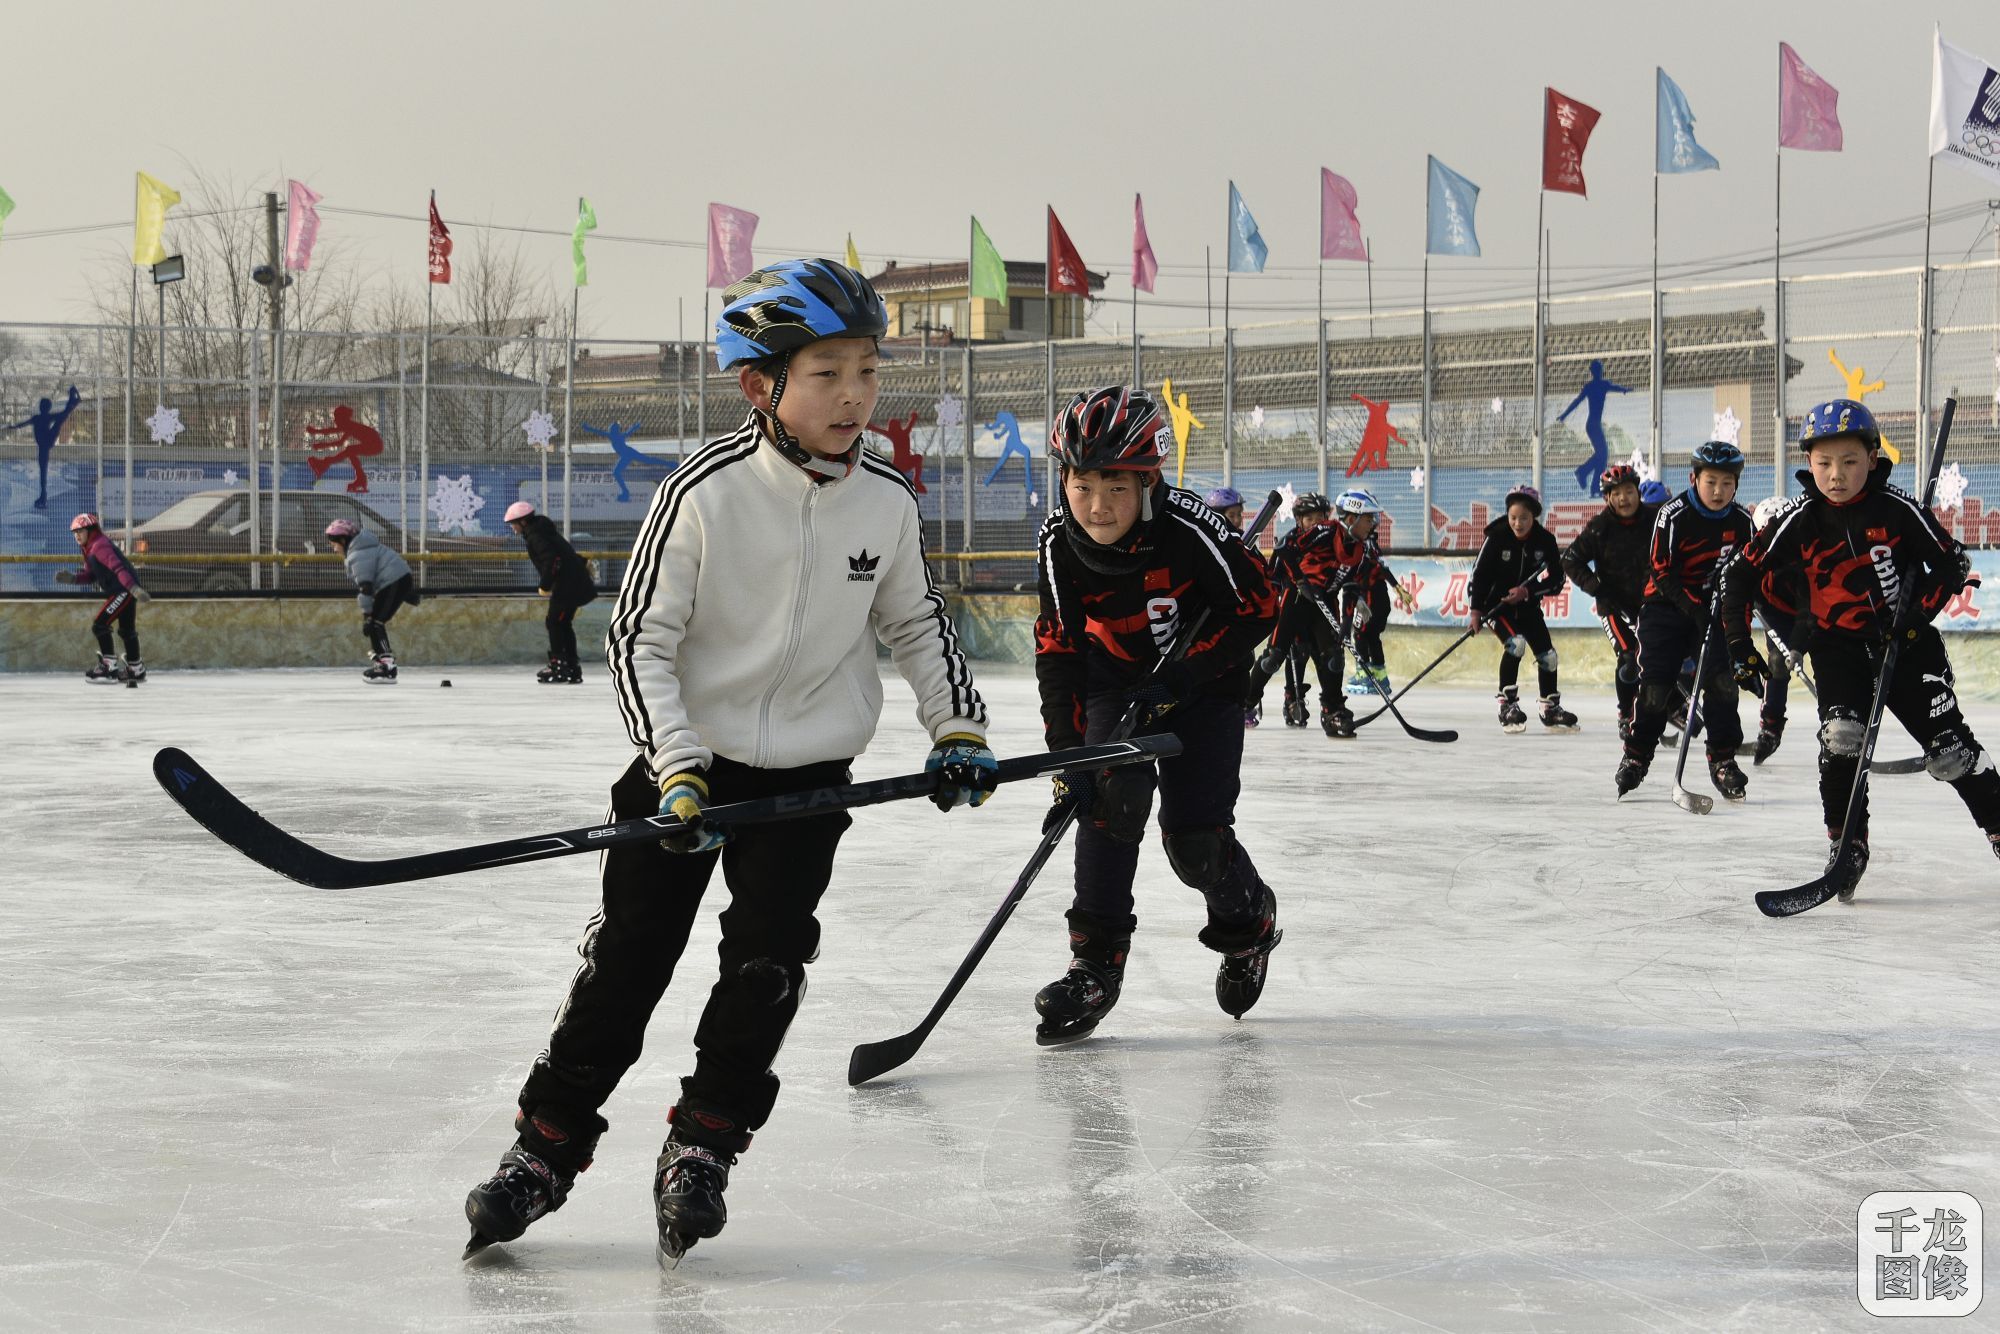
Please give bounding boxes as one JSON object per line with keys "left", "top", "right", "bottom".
{"left": 1758, "top": 397, "right": 1957, "bottom": 918}
{"left": 1308, "top": 594, "right": 1456, "bottom": 742}
{"left": 154, "top": 737, "right": 1180, "bottom": 891}
{"left": 1668, "top": 593, "right": 1721, "bottom": 815}
{"left": 847, "top": 490, "right": 1282, "bottom": 1086}
{"left": 1350, "top": 558, "right": 1549, "bottom": 730}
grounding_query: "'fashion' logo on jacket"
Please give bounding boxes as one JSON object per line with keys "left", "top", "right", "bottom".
{"left": 847, "top": 549, "right": 880, "bottom": 582}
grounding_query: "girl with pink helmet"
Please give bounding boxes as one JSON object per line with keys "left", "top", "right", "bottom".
{"left": 55, "top": 513, "right": 151, "bottom": 684}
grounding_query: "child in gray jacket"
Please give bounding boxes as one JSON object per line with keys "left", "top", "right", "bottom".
{"left": 325, "top": 518, "right": 416, "bottom": 683}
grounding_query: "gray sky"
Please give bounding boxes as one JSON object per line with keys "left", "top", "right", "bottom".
{"left": 4, "top": 0, "right": 1997, "bottom": 341}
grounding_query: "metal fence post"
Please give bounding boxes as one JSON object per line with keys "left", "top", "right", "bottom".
{"left": 1420, "top": 305, "right": 1434, "bottom": 548}
{"left": 92, "top": 327, "right": 104, "bottom": 516}
{"left": 1045, "top": 337, "right": 1057, "bottom": 509}
{"left": 1316, "top": 317, "right": 1329, "bottom": 498}
{"left": 1532, "top": 292, "right": 1547, "bottom": 498}
{"left": 396, "top": 334, "right": 409, "bottom": 550}
{"left": 1772, "top": 274, "right": 1787, "bottom": 499}
{"left": 1915, "top": 263, "right": 1931, "bottom": 485}
{"left": 1650, "top": 284, "right": 1665, "bottom": 484}
{"left": 1221, "top": 327, "right": 1235, "bottom": 487}
{"left": 962, "top": 345, "right": 974, "bottom": 563}
{"left": 247, "top": 326, "right": 261, "bottom": 589}
{"left": 123, "top": 277, "right": 135, "bottom": 545}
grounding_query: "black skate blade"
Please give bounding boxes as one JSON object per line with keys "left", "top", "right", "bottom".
{"left": 1035, "top": 1019, "right": 1103, "bottom": 1047}
{"left": 463, "top": 1230, "right": 499, "bottom": 1261}
{"left": 658, "top": 1232, "right": 693, "bottom": 1269}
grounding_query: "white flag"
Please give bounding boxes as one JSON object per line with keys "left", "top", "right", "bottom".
{"left": 1929, "top": 29, "right": 2000, "bottom": 186}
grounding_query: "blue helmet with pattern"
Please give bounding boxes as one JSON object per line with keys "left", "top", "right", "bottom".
{"left": 1690, "top": 439, "right": 1745, "bottom": 477}
{"left": 1799, "top": 398, "right": 1881, "bottom": 452}
{"left": 714, "top": 258, "right": 888, "bottom": 370}
{"left": 1204, "top": 486, "right": 1244, "bottom": 509}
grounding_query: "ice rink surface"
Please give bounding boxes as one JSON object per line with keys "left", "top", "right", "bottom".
{"left": 4, "top": 662, "right": 1998, "bottom": 1332}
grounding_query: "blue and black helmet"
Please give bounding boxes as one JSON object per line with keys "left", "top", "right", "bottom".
{"left": 1204, "top": 486, "right": 1244, "bottom": 509}
{"left": 1640, "top": 479, "right": 1670, "bottom": 504}
{"left": 1690, "top": 439, "right": 1745, "bottom": 477}
{"left": 1799, "top": 398, "right": 1881, "bottom": 452}
{"left": 715, "top": 258, "right": 888, "bottom": 370}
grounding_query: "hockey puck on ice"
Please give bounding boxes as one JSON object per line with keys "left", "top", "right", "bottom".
{"left": 440, "top": 679, "right": 452, "bottom": 688}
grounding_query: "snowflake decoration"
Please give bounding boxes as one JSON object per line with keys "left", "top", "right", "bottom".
{"left": 1934, "top": 462, "right": 1970, "bottom": 513}
{"left": 1491, "top": 397, "right": 1505, "bottom": 414}
{"left": 1624, "top": 447, "right": 1658, "bottom": 485}
{"left": 1249, "top": 405, "right": 1266, "bottom": 431}
{"left": 935, "top": 393, "right": 963, "bottom": 432}
{"left": 522, "top": 409, "right": 557, "bottom": 451}
{"left": 222, "top": 468, "right": 238, "bottom": 487}
{"left": 145, "top": 403, "right": 184, "bottom": 445}
{"left": 1408, "top": 465, "right": 1426, "bottom": 492}
{"left": 429, "top": 473, "right": 486, "bottom": 534}
{"left": 1712, "top": 406, "right": 1743, "bottom": 446}
{"left": 1275, "top": 481, "right": 1297, "bottom": 518}
{"left": 1028, "top": 490, "right": 1040, "bottom": 509}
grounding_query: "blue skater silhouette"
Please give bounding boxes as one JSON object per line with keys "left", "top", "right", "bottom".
{"left": 580, "top": 420, "right": 668, "bottom": 502}
{"left": 981, "top": 410, "right": 1035, "bottom": 498}
{"left": 4, "top": 385, "right": 81, "bottom": 509}
{"left": 1557, "top": 361, "right": 1632, "bottom": 496}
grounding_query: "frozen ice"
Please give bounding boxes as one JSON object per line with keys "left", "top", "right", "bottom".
{"left": 3, "top": 663, "right": 1998, "bottom": 1331}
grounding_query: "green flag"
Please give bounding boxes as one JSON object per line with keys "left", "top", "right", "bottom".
{"left": 969, "top": 216, "right": 1006, "bottom": 304}
{"left": 572, "top": 197, "right": 597, "bottom": 287}
{"left": 0, "top": 185, "right": 13, "bottom": 246}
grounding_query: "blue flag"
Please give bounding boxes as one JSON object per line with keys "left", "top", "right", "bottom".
{"left": 1656, "top": 69, "right": 1720, "bottom": 174}
{"left": 1425, "top": 156, "right": 1481, "bottom": 257}
{"left": 1227, "top": 181, "right": 1268, "bottom": 273}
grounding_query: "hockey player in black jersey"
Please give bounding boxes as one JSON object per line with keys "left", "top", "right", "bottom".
{"left": 1616, "top": 441, "right": 1754, "bottom": 800}
{"left": 1243, "top": 491, "right": 1363, "bottom": 737}
{"left": 1722, "top": 399, "right": 2000, "bottom": 894}
{"left": 1468, "top": 485, "right": 1573, "bottom": 733}
{"left": 1033, "top": 386, "right": 1280, "bottom": 1043}
{"left": 1560, "top": 464, "right": 1658, "bottom": 738}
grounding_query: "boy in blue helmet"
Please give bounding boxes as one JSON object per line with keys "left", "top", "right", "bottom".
{"left": 466, "top": 259, "right": 995, "bottom": 1264}
{"left": 1203, "top": 485, "right": 1245, "bottom": 531}
{"left": 1615, "top": 441, "right": 1754, "bottom": 800}
{"left": 1722, "top": 399, "right": 2000, "bottom": 896}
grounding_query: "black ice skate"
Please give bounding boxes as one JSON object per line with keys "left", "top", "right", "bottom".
{"left": 85, "top": 653, "right": 121, "bottom": 684}
{"left": 1614, "top": 748, "right": 1651, "bottom": 798}
{"left": 1708, "top": 752, "right": 1748, "bottom": 802}
{"left": 655, "top": 1133, "right": 734, "bottom": 1266}
{"left": 1243, "top": 700, "right": 1261, "bottom": 729}
{"left": 1538, "top": 694, "right": 1578, "bottom": 732}
{"left": 363, "top": 654, "right": 398, "bottom": 684}
{"left": 1202, "top": 887, "right": 1282, "bottom": 1019}
{"left": 1034, "top": 913, "right": 1129, "bottom": 1046}
{"left": 1282, "top": 685, "right": 1309, "bottom": 728}
{"left": 1828, "top": 831, "right": 1870, "bottom": 903}
{"left": 120, "top": 658, "right": 146, "bottom": 688}
{"left": 463, "top": 1112, "right": 593, "bottom": 1259}
{"left": 1617, "top": 708, "right": 1633, "bottom": 743}
{"left": 535, "top": 656, "right": 562, "bottom": 684}
{"left": 1753, "top": 716, "right": 1785, "bottom": 766}
{"left": 1497, "top": 687, "right": 1528, "bottom": 734}
{"left": 1320, "top": 704, "right": 1357, "bottom": 739}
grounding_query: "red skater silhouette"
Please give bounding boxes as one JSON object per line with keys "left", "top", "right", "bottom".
{"left": 866, "top": 409, "right": 925, "bottom": 493}
{"left": 1345, "top": 393, "right": 1407, "bottom": 477}
{"left": 303, "top": 405, "right": 385, "bottom": 493}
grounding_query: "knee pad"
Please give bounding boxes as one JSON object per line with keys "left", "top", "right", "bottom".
{"left": 1616, "top": 651, "right": 1639, "bottom": 685}
{"left": 733, "top": 956, "right": 802, "bottom": 1007}
{"left": 1925, "top": 729, "right": 1992, "bottom": 783}
{"left": 1503, "top": 635, "right": 1528, "bottom": 658}
{"left": 362, "top": 617, "right": 384, "bottom": 637}
{"left": 1536, "top": 647, "right": 1559, "bottom": 672}
{"left": 1091, "top": 767, "right": 1152, "bottom": 844}
{"left": 1163, "top": 826, "right": 1237, "bottom": 891}
{"left": 1640, "top": 680, "right": 1677, "bottom": 714}
{"left": 1818, "top": 707, "right": 1866, "bottom": 758}
{"left": 1255, "top": 647, "right": 1282, "bottom": 676}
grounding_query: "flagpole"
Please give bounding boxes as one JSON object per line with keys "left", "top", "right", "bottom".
{"left": 697, "top": 294, "right": 707, "bottom": 447}
{"left": 420, "top": 190, "right": 434, "bottom": 563}
{"left": 564, "top": 199, "right": 579, "bottom": 540}
{"left": 1365, "top": 236, "right": 1375, "bottom": 339}
{"left": 1918, "top": 156, "right": 1936, "bottom": 480}
{"left": 1422, "top": 163, "right": 1434, "bottom": 545}
{"left": 1532, "top": 183, "right": 1546, "bottom": 497}
{"left": 1204, "top": 245, "right": 1213, "bottom": 347}
{"left": 1774, "top": 42, "right": 1787, "bottom": 499}
{"left": 1223, "top": 187, "right": 1233, "bottom": 482}
{"left": 124, "top": 268, "right": 136, "bottom": 546}
{"left": 1317, "top": 249, "right": 1328, "bottom": 499}
{"left": 1651, "top": 161, "right": 1664, "bottom": 482}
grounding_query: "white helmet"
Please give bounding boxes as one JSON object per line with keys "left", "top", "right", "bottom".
{"left": 1334, "top": 488, "right": 1383, "bottom": 517}
{"left": 1751, "top": 496, "right": 1786, "bottom": 532}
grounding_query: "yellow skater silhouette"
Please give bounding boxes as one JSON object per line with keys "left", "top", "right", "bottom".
{"left": 1161, "top": 376, "right": 1207, "bottom": 486}
{"left": 1826, "top": 347, "right": 1901, "bottom": 464}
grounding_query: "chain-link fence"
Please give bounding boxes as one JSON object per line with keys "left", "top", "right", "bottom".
{"left": 5, "top": 255, "right": 1999, "bottom": 595}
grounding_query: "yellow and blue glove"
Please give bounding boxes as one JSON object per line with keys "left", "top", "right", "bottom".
{"left": 657, "top": 771, "right": 729, "bottom": 854}
{"left": 925, "top": 732, "right": 998, "bottom": 811}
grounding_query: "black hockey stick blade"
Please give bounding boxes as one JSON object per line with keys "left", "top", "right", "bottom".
{"left": 1311, "top": 596, "right": 1455, "bottom": 741}
{"left": 1755, "top": 875, "right": 1841, "bottom": 918}
{"left": 153, "top": 736, "right": 1181, "bottom": 891}
{"left": 1670, "top": 606, "right": 1718, "bottom": 815}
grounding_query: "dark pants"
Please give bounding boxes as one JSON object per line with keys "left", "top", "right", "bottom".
{"left": 1489, "top": 604, "right": 1557, "bottom": 697}
{"left": 92, "top": 589, "right": 139, "bottom": 659}
{"left": 1600, "top": 608, "right": 1639, "bottom": 720}
{"left": 1344, "top": 582, "right": 1391, "bottom": 667}
{"left": 1810, "top": 628, "right": 2000, "bottom": 840}
{"left": 518, "top": 751, "right": 852, "bottom": 1149}
{"left": 546, "top": 597, "right": 583, "bottom": 665}
{"left": 1628, "top": 603, "right": 1740, "bottom": 758}
{"left": 1073, "top": 693, "right": 1266, "bottom": 931}
{"left": 364, "top": 574, "right": 414, "bottom": 657}
{"left": 1248, "top": 591, "right": 1343, "bottom": 710}
{"left": 1759, "top": 605, "right": 1801, "bottom": 726}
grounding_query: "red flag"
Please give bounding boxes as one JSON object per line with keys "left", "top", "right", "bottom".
{"left": 1046, "top": 207, "right": 1087, "bottom": 295}
{"left": 1542, "top": 88, "right": 1602, "bottom": 196}
{"left": 427, "top": 193, "right": 452, "bottom": 285}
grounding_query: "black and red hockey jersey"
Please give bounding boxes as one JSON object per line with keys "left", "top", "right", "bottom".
{"left": 1468, "top": 516, "right": 1563, "bottom": 610}
{"left": 1560, "top": 501, "right": 1660, "bottom": 617}
{"left": 1035, "top": 486, "right": 1277, "bottom": 749}
{"left": 1644, "top": 489, "right": 1752, "bottom": 617}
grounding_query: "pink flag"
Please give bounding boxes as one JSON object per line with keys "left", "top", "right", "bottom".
{"left": 706, "top": 202, "right": 759, "bottom": 288}
{"left": 1131, "top": 193, "right": 1158, "bottom": 294}
{"left": 1319, "top": 169, "right": 1368, "bottom": 261}
{"left": 1779, "top": 42, "right": 1843, "bottom": 151}
{"left": 284, "top": 179, "right": 323, "bottom": 271}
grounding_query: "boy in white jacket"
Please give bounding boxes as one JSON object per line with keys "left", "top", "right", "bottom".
{"left": 466, "top": 260, "right": 994, "bottom": 1264}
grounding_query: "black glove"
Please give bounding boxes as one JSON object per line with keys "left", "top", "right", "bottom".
{"left": 1731, "top": 644, "right": 1769, "bottom": 692}
{"left": 53, "top": 569, "right": 77, "bottom": 585}
{"left": 1122, "top": 662, "right": 1194, "bottom": 728}
{"left": 1042, "top": 769, "right": 1097, "bottom": 834}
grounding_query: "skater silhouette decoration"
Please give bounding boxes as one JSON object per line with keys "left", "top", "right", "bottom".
{"left": 4, "top": 385, "right": 81, "bottom": 509}
{"left": 1161, "top": 377, "right": 1206, "bottom": 486}
{"left": 866, "top": 409, "right": 926, "bottom": 493}
{"left": 1345, "top": 393, "right": 1407, "bottom": 477}
{"left": 981, "top": 409, "right": 1035, "bottom": 497}
{"left": 1826, "top": 348, "right": 1901, "bottom": 463}
{"left": 1557, "top": 360, "right": 1632, "bottom": 496}
{"left": 304, "top": 405, "right": 385, "bottom": 493}
{"left": 580, "top": 420, "right": 670, "bottom": 502}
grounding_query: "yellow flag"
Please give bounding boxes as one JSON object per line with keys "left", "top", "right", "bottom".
{"left": 133, "top": 171, "right": 181, "bottom": 265}
{"left": 845, "top": 233, "right": 862, "bottom": 272}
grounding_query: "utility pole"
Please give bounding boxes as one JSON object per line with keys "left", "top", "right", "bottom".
{"left": 254, "top": 192, "right": 293, "bottom": 578}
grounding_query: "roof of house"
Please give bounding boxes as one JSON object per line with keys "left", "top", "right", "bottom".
{"left": 866, "top": 259, "right": 1107, "bottom": 297}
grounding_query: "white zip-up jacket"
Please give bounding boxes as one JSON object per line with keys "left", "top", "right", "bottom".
{"left": 608, "top": 414, "right": 987, "bottom": 781}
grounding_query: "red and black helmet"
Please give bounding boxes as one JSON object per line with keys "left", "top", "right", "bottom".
{"left": 1049, "top": 387, "right": 1171, "bottom": 474}
{"left": 1599, "top": 463, "right": 1640, "bottom": 494}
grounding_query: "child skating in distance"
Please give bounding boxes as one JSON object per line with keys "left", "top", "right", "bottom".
{"left": 504, "top": 499, "right": 597, "bottom": 684}
{"left": 1560, "top": 464, "right": 1659, "bottom": 738}
{"left": 54, "top": 512, "right": 150, "bottom": 684}
{"left": 1468, "top": 485, "right": 1574, "bottom": 733}
{"left": 1331, "top": 488, "right": 1414, "bottom": 697}
{"left": 324, "top": 518, "right": 416, "bottom": 684}
{"left": 1243, "top": 491, "right": 1363, "bottom": 737}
